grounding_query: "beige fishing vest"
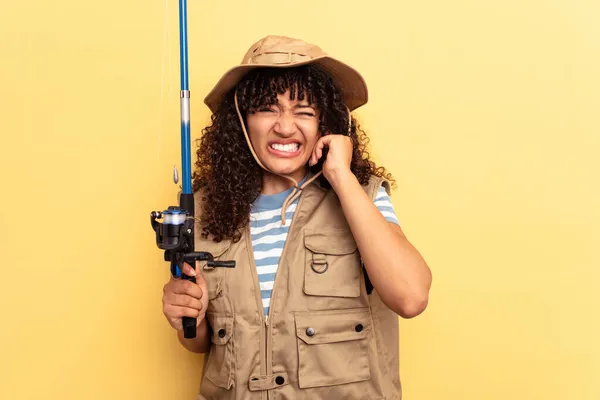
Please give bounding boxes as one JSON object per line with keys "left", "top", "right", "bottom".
{"left": 194, "top": 174, "right": 401, "bottom": 400}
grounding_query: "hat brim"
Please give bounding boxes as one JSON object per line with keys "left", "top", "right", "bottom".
{"left": 203, "top": 55, "right": 368, "bottom": 114}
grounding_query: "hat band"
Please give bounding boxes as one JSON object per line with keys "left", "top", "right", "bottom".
{"left": 249, "top": 52, "right": 311, "bottom": 65}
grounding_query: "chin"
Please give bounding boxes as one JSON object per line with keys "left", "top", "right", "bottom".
{"left": 266, "top": 161, "right": 305, "bottom": 176}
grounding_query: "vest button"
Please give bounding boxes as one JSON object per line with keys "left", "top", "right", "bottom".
{"left": 306, "top": 327, "right": 315, "bottom": 337}
{"left": 355, "top": 324, "right": 364, "bottom": 332}
{"left": 218, "top": 328, "right": 226, "bottom": 338}
{"left": 275, "top": 376, "right": 285, "bottom": 385}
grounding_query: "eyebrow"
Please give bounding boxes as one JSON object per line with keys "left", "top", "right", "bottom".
{"left": 266, "top": 101, "right": 316, "bottom": 111}
{"left": 293, "top": 104, "right": 316, "bottom": 110}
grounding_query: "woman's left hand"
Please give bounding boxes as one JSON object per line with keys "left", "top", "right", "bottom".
{"left": 309, "top": 134, "right": 353, "bottom": 185}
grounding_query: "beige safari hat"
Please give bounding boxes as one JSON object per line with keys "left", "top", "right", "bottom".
{"left": 203, "top": 35, "right": 368, "bottom": 113}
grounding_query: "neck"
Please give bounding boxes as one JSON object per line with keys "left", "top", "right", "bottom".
{"left": 261, "top": 168, "right": 307, "bottom": 195}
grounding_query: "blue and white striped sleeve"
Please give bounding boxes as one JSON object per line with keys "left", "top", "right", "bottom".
{"left": 374, "top": 185, "right": 400, "bottom": 226}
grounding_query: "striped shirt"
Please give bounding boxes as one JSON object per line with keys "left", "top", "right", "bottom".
{"left": 249, "top": 180, "right": 400, "bottom": 317}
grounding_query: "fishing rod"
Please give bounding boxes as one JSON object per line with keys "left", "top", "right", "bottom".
{"left": 150, "top": 0, "right": 235, "bottom": 339}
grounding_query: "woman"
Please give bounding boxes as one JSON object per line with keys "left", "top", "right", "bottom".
{"left": 162, "top": 35, "right": 432, "bottom": 400}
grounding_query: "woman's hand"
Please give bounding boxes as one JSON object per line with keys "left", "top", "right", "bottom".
{"left": 162, "top": 262, "right": 209, "bottom": 331}
{"left": 309, "top": 134, "right": 354, "bottom": 185}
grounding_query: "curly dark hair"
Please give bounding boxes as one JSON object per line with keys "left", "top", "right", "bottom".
{"left": 192, "top": 65, "right": 395, "bottom": 243}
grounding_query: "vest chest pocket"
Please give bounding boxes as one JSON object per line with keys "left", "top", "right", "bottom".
{"left": 204, "top": 312, "right": 235, "bottom": 389}
{"left": 294, "top": 308, "right": 372, "bottom": 388}
{"left": 303, "top": 229, "right": 361, "bottom": 298}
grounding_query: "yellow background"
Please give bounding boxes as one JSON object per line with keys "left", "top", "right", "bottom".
{"left": 0, "top": 0, "right": 598, "bottom": 399}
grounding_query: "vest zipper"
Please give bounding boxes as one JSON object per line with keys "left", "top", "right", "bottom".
{"left": 264, "top": 191, "right": 307, "bottom": 398}
{"left": 265, "top": 318, "right": 270, "bottom": 400}
{"left": 248, "top": 186, "right": 309, "bottom": 400}
{"left": 245, "top": 226, "right": 269, "bottom": 390}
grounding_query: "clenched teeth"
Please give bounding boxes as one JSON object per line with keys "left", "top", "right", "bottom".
{"left": 271, "top": 143, "right": 299, "bottom": 152}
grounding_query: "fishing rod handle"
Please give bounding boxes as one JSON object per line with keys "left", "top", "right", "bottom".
{"left": 181, "top": 271, "right": 197, "bottom": 338}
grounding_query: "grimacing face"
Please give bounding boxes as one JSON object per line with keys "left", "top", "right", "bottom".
{"left": 246, "top": 90, "right": 321, "bottom": 179}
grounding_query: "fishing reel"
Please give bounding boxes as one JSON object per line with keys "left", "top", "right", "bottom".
{"left": 150, "top": 180, "right": 235, "bottom": 338}
{"left": 150, "top": 207, "right": 234, "bottom": 276}
{"left": 151, "top": 207, "right": 191, "bottom": 275}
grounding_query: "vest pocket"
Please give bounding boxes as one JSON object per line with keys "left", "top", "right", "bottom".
{"left": 204, "top": 312, "right": 235, "bottom": 389}
{"left": 303, "top": 229, "right": 361, "bottom": 297}
{"left": 294, "top": 308, "right": 371, "bottom": 388}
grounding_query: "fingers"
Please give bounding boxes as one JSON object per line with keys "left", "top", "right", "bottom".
{"left": 162, "top": 278, "right": 205, "bottom": 330}
{"left": 310, "top": 136, "right": 330, "bottom": 166}
{"left": 310, "top": 137, "right": 321, "bottom": 166}
{"left": 181, "top": 262, "right": 208, "bottom": 290}
{"left": 169, "top": 278, "right": 203, "bottom": 298}
{"left": 310, "top": 134, "right": 355, "bottom": 168}
{"left": 181, "top": 262, "right": 197, "bottom": 277}
{"left": 163, "top": 262, "right": 210, "bottom": 332}
{"left": 163, "top": 303, "right": 201, "bottom": 319}
{"left": 193, "top": 260, "right": 208, "bottom": 284}
{"left": 163, "top": 292, "right": 203, "bottom": 310}
{"left": 165, "top": 272, "right": 204, "bottom": 301}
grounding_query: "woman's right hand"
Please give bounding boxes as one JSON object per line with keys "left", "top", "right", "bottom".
{"left": 162, "top": 262, "right": 209, "bottom": 331}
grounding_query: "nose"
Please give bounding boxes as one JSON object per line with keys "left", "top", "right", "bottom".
{"left": 273, "top": 113, "right": 297, "bottom": 136}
